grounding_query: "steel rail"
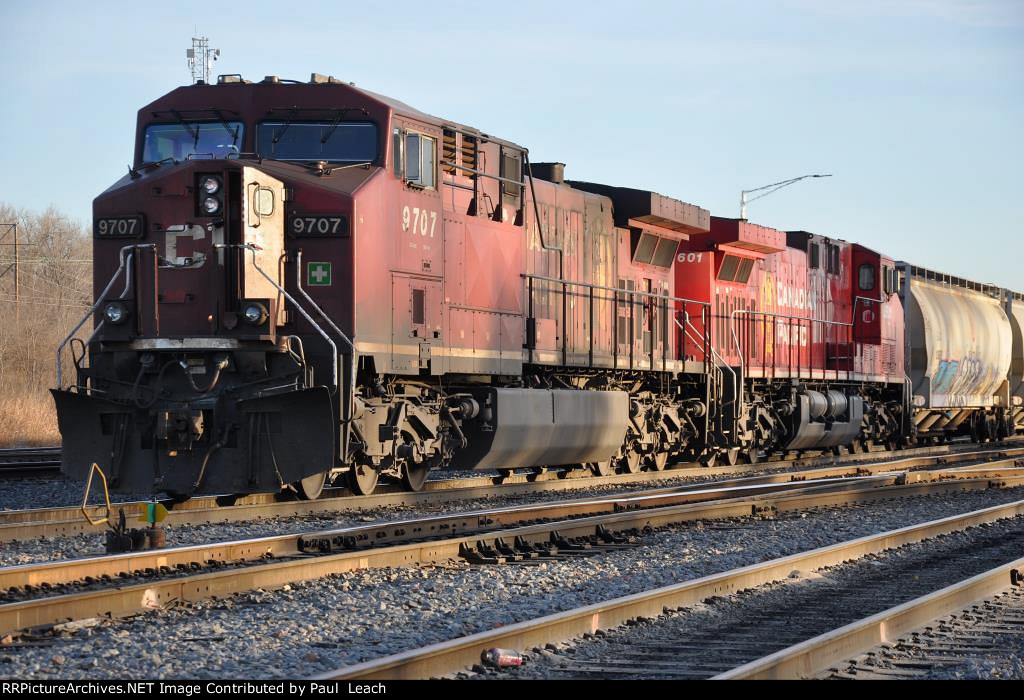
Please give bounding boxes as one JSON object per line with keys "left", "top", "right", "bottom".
{"left": 716, "top": 557, "right": 1024, "bottom": 680}
{"left": 2, "top": 444, "right": 1020, "bottom": 543}
{"left": 0, "top": 447, "right": 63, "bottom": 477}
{"left": 2, "top": 471, "right": 1023, "bottom": 639}
{"left": 0, "top": 473, "right": 904, "bottom": 592}
{"left": 314, "top": 496, "right": 1024, "bottom": 680}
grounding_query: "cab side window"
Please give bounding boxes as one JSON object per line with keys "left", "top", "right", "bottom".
{"left": 858, "top": 263, "right": 876, "bottom": 291}
{"left": 404, "top": 132, "right": 436, "bottom": 189}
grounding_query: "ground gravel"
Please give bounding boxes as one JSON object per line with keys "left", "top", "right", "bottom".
{"left": 0, "top": 461, "right": 880, "bottom": 567}
{"left": 493, "top": 515, "right": 1024, "bottom": 679}
{"left": 2, "top": 486, "right": 1024, "bottom": 679}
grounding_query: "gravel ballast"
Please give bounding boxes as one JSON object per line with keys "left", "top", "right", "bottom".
{"left": 0, "top": 462, "right": 900, "bottom": 567}
{"left": 2, "top": 487, "right": 1024, "bottom": 679}
{"left": 491, "top": 512, "right": 1024, "bottom": 679}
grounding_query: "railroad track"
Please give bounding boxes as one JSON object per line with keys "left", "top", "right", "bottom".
{"left": 722, "top": 559, "right": 1024, "bottom": 680}
{"left": 822, "top": 583, "right": 1024, "bottom": 680}
{"left": 2, "top": 442, "right": 1022, "bottom": 544}
{"left": 2, "top": 461, "right": 1023, "bottom": 641}
{"left": 0, "top": 447, "right": 61, "bottom": 478}
{"left": 315, "top": 496, "right": 1024, "bottom": 680}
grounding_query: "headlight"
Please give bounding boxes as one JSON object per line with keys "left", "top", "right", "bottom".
{"left": 242, "top": 303, "right": 267, "bottom": 325}
{"left": 202, "top": 196, "right": 221, "bottom": 215}
{"left": 103, "top": 302, "right": 128, "bottom": 325}
{"left": 200, "top": 176, "right": 221, "bottom": 195}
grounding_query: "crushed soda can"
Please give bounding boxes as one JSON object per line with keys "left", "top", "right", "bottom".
{"left": 481, "top": 648, "right": 524, "bottom": 668}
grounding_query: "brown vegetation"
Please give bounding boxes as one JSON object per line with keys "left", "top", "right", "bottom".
{"left": 0, "top": 204, "right": 92, "bottom": 447}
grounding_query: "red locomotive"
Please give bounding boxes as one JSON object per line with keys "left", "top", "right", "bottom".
{"left": 674, "top": 219, "right": 907, "bottom": 464}
{"left": 52, "top": 73, "right": 1022, "bottom": 499}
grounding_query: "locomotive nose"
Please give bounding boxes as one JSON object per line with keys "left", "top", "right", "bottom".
{"left": 54, "top": 159, "right": 335, "bottom": 497}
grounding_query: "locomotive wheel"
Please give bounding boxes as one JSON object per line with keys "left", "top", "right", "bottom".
{"left": 619, "top": 450, "right": 642, "bottom": 474}
{"left": 401, "top": 460, "right": 430, "bottom": 492}
{"left": 700, "top": 452, "right": 718, "bottom": 468}
{"left": 591, "top": 460, "right": 615, "bottom": 477}
{"left": 723, "top": 448, "right": 740, "bottom": 467}
{"left": 297, "top": 471, "right": 328, "bottom": 500}
{"left": 649, "top": 450, "right": 669, "bottom": 471}
{"left": 744, "top": 448, "right": 761, "bottom": 464}
{"left": 526, "top": 467, "right": 547, "bottom": 482}
{"left": 349, "top": 462, "right": 379, "bottom": 495}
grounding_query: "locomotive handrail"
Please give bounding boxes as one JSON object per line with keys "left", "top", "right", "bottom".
{"left": 729, "top": 299, "right": 884, "bottom": 385}
{"left": 439, "top": 161, "right": 526, "bottom": 189}
{"left": 523, "top": 154, "right": 564, "bottom": 279}
{"left": 729, "top": 308, "right": 853, "bottom": 326}
{"left": 216, "top": 244, "right": 339, "bottom": 388}
{"left": 523, "top": 272, "right": 709, "bottom": 372}
{"left": 521, "top": 273, "right": 710, "bottom": 308}
{"left": 80, "top": 243, "right": 152, "bottom": 349}
{"left": 294, "top": 250, "right": 354, "bottom": 352}
{"left": 729, "top": 308, "right": 833, "bottom": 385}
{"left": 55, "top": 243, "right": 155, "bottom": 388}
{"left": 674, "top": 314, "right": 738, "bottom": 408}
{"left": 295, "top": 249, "right": 357, "bottom": 458}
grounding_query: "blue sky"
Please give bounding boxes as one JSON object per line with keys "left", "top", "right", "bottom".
{"left": 0, "top": 0, "right": 1020, "bottom": 288}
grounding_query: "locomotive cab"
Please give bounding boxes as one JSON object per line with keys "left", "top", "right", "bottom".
{"left": 851, "top": 244, "right": 899, "bottom": 345}
{"left": 54, "top": 155, "right": 344, "bottom": 497}
{"left": 52, "top": 75, "right": 392, "bottom": 498}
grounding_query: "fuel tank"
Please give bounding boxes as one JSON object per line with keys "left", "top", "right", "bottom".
{"left": 906, "top": 277, "right": 1012, "bottom": 409}
{"left": 451, "top": 388, "right": 629, "bottom": 469}
{"left": 785, "top": 391, "right": 863, "bottom": 450}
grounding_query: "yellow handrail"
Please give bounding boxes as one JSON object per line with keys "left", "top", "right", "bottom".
{"left": 80, "top": 462, "right": 112, "bottom": 526}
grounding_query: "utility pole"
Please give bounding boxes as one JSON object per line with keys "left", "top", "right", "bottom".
{"left": 0, "top": 223, "right": 17, "bottom": 302}
{"left": 0, "top": 223, "right": 18, "bottom": 326}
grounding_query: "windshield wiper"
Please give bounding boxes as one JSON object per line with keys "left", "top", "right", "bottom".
{"left": 129, "top": 157, "right": 176, "bottom": 178}
{"left": 319, "top": 107, "right": 368, "bottom": 145}
{"left": 271, "top": 109, "right": 297, "bottom": 146}
{"left": 169, "top": 109, "right": 199, "bottom": 147}
{"left": 213, "top": 108, "right": 241, "bottom": 147}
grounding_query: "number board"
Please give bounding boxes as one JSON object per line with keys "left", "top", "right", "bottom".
{"left": 289, "top": 215, "right": 349, "bottom": 238}
{"left": 95, "top": 215, "right": 144, "bottom": 239}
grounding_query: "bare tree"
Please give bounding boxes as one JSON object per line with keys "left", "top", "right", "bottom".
{"left": 0, "top": 203, "right": 92, "bottom": 446}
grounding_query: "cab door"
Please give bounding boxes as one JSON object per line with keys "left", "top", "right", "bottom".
{"left": 852, "top": 245, "right": 882, "bottom": 344}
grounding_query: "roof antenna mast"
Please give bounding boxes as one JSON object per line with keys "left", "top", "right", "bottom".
{"left": 186, "top": 36, "right": 220, "bottom": 84}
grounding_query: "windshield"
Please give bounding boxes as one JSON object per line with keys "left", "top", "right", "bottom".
{"left": 256, "top": 121, "right": 377, "bottom": 163}
{"left": 142, "top": 121, "right": 244, "bottom": 162}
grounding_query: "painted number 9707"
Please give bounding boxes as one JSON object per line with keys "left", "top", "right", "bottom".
{"left": 402, "top": 206, "right": 437, "bottom": 237}
{"left": 95, "top": 216, "right": 143, "bottom": 238}
{"left": 289, "top": 215, "right": 349, "bottom": 237}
